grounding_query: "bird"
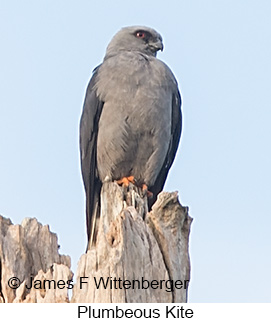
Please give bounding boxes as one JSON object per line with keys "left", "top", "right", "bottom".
{"left": 80, "top": 26, "right": 182, "bottom": 247}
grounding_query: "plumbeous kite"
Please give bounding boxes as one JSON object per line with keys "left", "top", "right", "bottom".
{"left": 80, "top": 26, "right": 182, "bottom": 247}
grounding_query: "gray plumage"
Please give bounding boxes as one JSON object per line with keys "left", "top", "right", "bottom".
{"left": 80, "top": 26, "right": 182, "bottom": 246}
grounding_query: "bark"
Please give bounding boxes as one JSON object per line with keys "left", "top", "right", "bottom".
{"left": 0, "top": 182, "right": 192, "bottom": 303}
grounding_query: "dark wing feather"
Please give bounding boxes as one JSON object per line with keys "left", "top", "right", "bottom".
{"left": 148, "top": 89, "right": 182, "bottom": 208}
{"left": 79, "top": 66, "right": 103, "bottom": 247}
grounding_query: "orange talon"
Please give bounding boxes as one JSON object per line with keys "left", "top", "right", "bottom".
{"left": 142, "top": 184, "right": 153, "bottom": 198}
{"left": 142, "top": 183, "right": 148, "bottom": 192}
{"left": 117, "top": 176, "right": 135, "bottom": 187}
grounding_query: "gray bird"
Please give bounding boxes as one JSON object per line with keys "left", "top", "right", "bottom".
{"left": 80, "top": 26, "right": 182, "bottom": 247}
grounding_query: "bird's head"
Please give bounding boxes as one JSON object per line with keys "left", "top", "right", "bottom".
{"left": 105, "top": 26, "right": 164, "bottom": 58}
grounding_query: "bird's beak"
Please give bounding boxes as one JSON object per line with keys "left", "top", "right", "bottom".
{"left": 149, "top": 40, "right": 164, "bottom": 53}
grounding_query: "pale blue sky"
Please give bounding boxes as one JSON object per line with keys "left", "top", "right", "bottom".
{"left": 1, "top": 0, "right": 270, "bottom": 302}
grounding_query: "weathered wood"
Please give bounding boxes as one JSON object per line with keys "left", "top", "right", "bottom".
{"left": 71, "top": 182, "right": 192, "bottom": 303}
{"left": 0, "top": 182, "right": 192, "bottom": 303}
{"left": 146, "top": 192, "right": 192, "bottom": 302}
{"left": 0, "top": 216, "right": 72, "bottom": 303}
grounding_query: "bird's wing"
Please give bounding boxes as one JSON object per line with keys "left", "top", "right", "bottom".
{"left": 79, "top": 66, "right": 103, "bottom": 246}
{"left": 148, "top": 89, "right": 182, "bottom": 208}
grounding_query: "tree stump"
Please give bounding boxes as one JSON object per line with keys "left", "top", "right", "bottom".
{"left": 0, "top": 216, "right": 72, "bottom": 303}
{"left": 71, "top": 182, "right": 192, "bottom": 303}
{"left": 0, "top": 182, "right": 192, "bottom": 303}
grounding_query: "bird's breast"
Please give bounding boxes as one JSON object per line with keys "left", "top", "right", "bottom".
{"left": 95, "top": 53, "right": 173, "bottom": 185}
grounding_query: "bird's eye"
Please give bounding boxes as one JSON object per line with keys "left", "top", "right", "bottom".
{"left": 136, "top": 31, "right": 145, "bottom": 39}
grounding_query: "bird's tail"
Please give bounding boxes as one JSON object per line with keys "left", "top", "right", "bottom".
{"left": 86, "top": 181, "right": 101, "bottom": 251}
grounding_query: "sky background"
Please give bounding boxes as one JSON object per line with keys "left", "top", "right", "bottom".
{"left": 1, "top": 0, "right": 270, "bottom": 302}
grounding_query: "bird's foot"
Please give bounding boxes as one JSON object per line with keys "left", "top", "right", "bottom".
{"left": 116, "top": 177, "right": 153, "bottom": 199}
{"left": 117, "top": 176, "right": 135, "bottom": 187}
{"left": 142, "top": 184, "right": 153, "bottom": 198}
